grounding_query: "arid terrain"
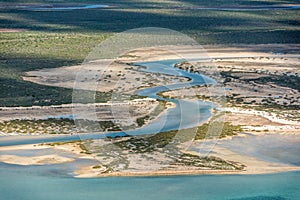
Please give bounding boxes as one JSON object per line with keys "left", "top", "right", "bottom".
{"left": 1, "top": 45, "right": 299, "bottom": 177}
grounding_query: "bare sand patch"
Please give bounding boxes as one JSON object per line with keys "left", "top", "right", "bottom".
{"left": 221, "top": 107, "right": 299, "bottom": 126}
{"left": 23, "top": 44, "right": 300, "bottom": 94}
{"left": 75, "top": 168, "right": 240, "bottom": 178}
{"left": 220, "top": 111, "right": 300, "bottom": 136}
{"left": 2, "top": 44, "right": 299, "bottom": 178}
{"left": 224, "top": 112, "right": 282, "bottom": 126}
{"left": 0, "top": 144, "right": 50, "bottom": 151}
{"left": 0, "top": 142, "right": 76, "bottom": 166}
{"left": 0, "top": 154, "right": 74, "bottom": 165}
{"left": 23, "top": 59, "right": 188, "bottom": 94}
{"left": 49, "top": 141, "right": 95, "bottom": 160}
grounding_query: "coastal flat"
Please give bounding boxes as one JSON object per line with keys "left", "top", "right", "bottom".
{"left": 1, "top": 45, "right": 299, "bottom": 178}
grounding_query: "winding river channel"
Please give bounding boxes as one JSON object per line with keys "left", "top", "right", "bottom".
{"left": 0, "top": 59, "right": 216, "bottom": 146}
{"left": 0, "top": 60, "right": 299, "bottom": 200}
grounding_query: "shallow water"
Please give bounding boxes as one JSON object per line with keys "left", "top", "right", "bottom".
{"left": 218, "top": 133, "right": 300, "bottom": 166}
{"left": 0, "top": 59, "right": 299, "bottom": 199}
{"left": 0, "top": 59, "right": 215, "bottom": 146}
{"left": 0, "top": 164, "right": 299, "bottom": 200}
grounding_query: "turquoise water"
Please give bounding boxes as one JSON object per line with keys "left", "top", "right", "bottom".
{"left": 0, "top": 59, "right": 299, "bottom": 199}
{"left": 0, "top": 59, "right": 215, "bottom": 146}
{"left": 0, "top": 164, "right": 299, "bottom": 200}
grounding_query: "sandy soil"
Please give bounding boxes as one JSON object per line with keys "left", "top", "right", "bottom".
{"left": 0, "top": 98, "right": 163, "bottom": 135}
{"left": 120, "top": 44, "right": 300, "bottom": 65}
{"left": 0, "top": 144, "right": 49, "bottom": 151}
{"left": 49, "top": 142, "right": 96, "bottom": 160}
{"left": 0, "top": 154, "right": 74, "bottom": 165}
{"left": 75, "top": 168, "right": 240, "bottom": 178}
{"left": 221, "top": 111, "right": 300, "bottom": 135}
{"left": 0, "top": 110, "right": 298, "bottom": 178}
{"left": 1, "top": 44, "right": 299, "bottom": 177}
{"left": 75, "top": 146, "right": 300, "bottom": 178}
{"left": 0, "top": 138, "right": 298, "bottom": 178}
{"left": 23, "top": 45, "right": 300, "bottom": 93}
{"left": 0, "top": 143, "right": 75, "bottom": 165}
{"left": 73, "top": 103, "right": 300, "bottom": 178}
{"left": 221, "top": 107, "right": 300, "bottom": 126}
{"left": 23, "top": 59, "right": 188, "bottom": 93}
{"left": 22, "top": 44, "right": 300, "bottom": 113}
{"left": 0, "top": 99, "right": 159, "bottom": 122}
{"left": 224, "top": 112, "right": 282, "bottom": 126}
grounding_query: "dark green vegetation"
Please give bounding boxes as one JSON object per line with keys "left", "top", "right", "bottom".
{"left": 111, "top": 129, "right": 189, "bottom": 153}
{"left": 102, "top": 121, "right": 242, "bottom": 154}
{"left": 45, "top": 140, "right": 93, "bottom": 154}
{"left": 136, "top": 115, "right": 150, "bottom": 127}
{"left": 222, "top": 71, "right": 300, "bottom": 109}
{"left": 0, "top": 118, "right": 76, "bottom": 134}
{"left": 79, "top": 142, "right": 92, "bottom": 154}
{"left": 173, "top": 153, "right": 244, "bottom": 170}
{"left": 0, "top": 33, "right": 109, "bottom": 106}
{"left": 0, "top": 118, "right": 122, "bottom": 134}
{"left": 136, "top": 100, "right": 167, "bottom": 127}
{"left": 1, "top": 2, "right": 299, "bottom": 42}
{"left": 220, "top": 71, "right": 300, "bottom": 121}
{"left": 74, "top": 89, "right": 146, "bottom": 104}
{"left": 248, "top": 74, "right": 300, "bottom": 93}
{"left": 80, "top": 121, "right": 244, "bottom": 172}
{"left": 45, "top": 140, "right": 79, "bottom": 146}
{"left": 0, "top": 0, "right": 299, "bottom": 106}
{"left": 92, "top": 165, "right": 102, "bottom": 169}
{"left": 195, "top": 121, "right": 242, "bottom": 140}
{"left": 76, "top": 119, "right": 122, "bottom": 132}
{"left": 221, "top": 71, "right": 300, "bottom": 92}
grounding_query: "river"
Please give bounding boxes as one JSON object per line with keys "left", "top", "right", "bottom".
{"left": 0, "top": 59, "right": 215, "bottom": 146}
{"left": 0, "top": 59, "right": 299, "bottom": 199}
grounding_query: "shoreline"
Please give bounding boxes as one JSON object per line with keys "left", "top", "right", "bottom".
{"left": 74, "top": 167, "right": 300, "bottom": 178}
{"left": 0, "top": 45, "right": 299, "bottom": 179}
{"left": 0, "top": 94, "right": 298, "bottom": 178}
{"left": 74, "top": 166, "right": 300, "bottom": 178}
{"left": 1, "top": 141, "right": 299, "bottom": 179}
